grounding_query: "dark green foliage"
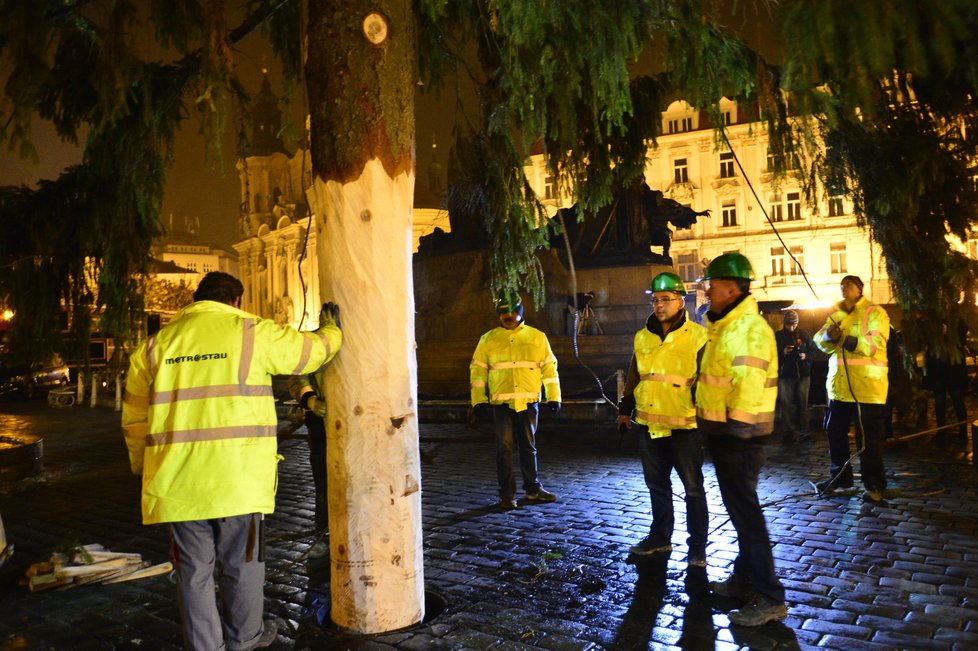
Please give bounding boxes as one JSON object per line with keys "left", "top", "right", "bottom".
{"left": 5, "top": 0, "right": 978, "bottom": 365}
{"left": 0, "top": 1, "right": 260, "bottom": 362}
{"left": 782, "top": 0, "right": 978, "bottom": 361}
{"left": 419, "top": 0, "right": 665, "bottom": 302}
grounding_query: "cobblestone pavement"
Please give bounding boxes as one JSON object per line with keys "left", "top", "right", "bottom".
{"left": 1, "top": 398, "right": 977, "bottom": 650}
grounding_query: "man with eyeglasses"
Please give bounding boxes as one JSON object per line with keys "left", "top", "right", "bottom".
{"left": 617, "top": 272, "right": 708, "bottom": 568}
{"left": 696, "top": 253, "right": 787, "bottom": 627}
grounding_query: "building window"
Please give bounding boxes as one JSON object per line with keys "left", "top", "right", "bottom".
{"left": 789, "top": 246, "right": 804, "bottom": 275}
{"left": 719, "top": 152, "right": 735, "bottom": 178}
{"left": 673, "top": 158, "right": 689, "bottom": 184}
{"left": 677, "top": 252, "right": 700, "bottom": 282}
{"left": 828, "top": 194, "right": 845, "bottom": 217}
{"left": 771, "top": 246, "right": 787, "bottom": 276}
{"left": 544, "top": 172, "right": 556, "bottom": 200}
{"left": 722, "top": 111, "right": 732, "bottom": 126}
{"left": 668, "top": 117, "right": 693, "bottom": 133}
{"left": 831, "top": 242, "right": 847, "bottom": 273}
{"left": 786, "top": 192, "right": 801, "bottom": 221}
{"left": 721, "top": 200, "right": 737, "bottom": 227}
{"left": 769, "top": 194, "right": 783, "bottom": 222}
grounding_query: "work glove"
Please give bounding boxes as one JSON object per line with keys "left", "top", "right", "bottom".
{"left": 307, "top": 395, "right": 327, "bottom": 418}
{"left": 473, "top": 402, "right": 492, "bottom": 422}
{"left": 826, "top": 325, "right": 842, "bottom": 342}
{"left": 320, "top": 302, "right": 341, "bottom": 330}
{"left": 547, "top": 401, "right": 561, "bottom": 416}
{"left": 616, "top": 414, "right": 631, "bottom": 434}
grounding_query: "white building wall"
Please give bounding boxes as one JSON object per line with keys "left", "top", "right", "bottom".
{"left": 524, "top": 101, "right": 891, "bottom": 309}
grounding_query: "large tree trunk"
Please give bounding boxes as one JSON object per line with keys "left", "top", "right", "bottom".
{"left": 305, "top": 0, "right": 423, "bottom": 633}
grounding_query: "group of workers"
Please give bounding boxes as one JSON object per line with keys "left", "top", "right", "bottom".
{"left": 468, "top": 253, "right": 902, "bottom": 629}
{"left": 118, "top": 251, "right": 918, "bottom": 647}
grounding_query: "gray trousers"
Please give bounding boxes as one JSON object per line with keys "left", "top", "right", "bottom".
{"left": 170, "top": 514, "right": 265, "bottom": 651}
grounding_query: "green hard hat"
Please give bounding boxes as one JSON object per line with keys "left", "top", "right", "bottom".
{"left": 646, "top": 272, "right": 687, "bottom": 295}
{"left": 496, "top": 291, "right": 522, "bottom": 314}
{"left": 700, "top": 252, "right": 754, "bottom": 281}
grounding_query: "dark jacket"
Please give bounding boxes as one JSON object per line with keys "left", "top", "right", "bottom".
{"left": 775, "top": 326, "right": 812, "bottom": 379}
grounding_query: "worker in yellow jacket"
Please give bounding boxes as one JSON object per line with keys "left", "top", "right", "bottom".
{"left": 617, "top": 273, "right": 708, "bottom": 567}
{"left": 696, "top": 253, "right": 787, "bottom": 627}
{"left": 470, "top": 292, "right": 561, "bottom": 510}
{"left": 813, "top": 274, "right": 890, "bottom": 502}
{"left": 122, "top": 272, "right": 342, "bottom": 651}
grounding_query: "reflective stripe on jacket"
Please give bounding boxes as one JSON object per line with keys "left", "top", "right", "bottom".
{"left": 632, "top": 317, "right": 707, "bottom": 437}
{"left": 813, "top": 296, "right": 889, "bottom": 404}
{"left": 470, "top": 323, "right": 560, "bottom": 412}
{"left": 121, "top": 300, "right": 341, "bottom": 524}
{"left": 696, "top": 295, "right": 778, "bottom": 438}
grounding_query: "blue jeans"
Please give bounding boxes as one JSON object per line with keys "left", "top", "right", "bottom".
{"left": 493, "top": 403, "right": 542, "bottom": 498}
{"left": 707, "top": 434, "right": 785, "bottom": 606}
{"left": 777, "top": 376, "right": 810, "bottom": 435}
{"left": 825, "top": 400, "right": 886, "bottom": 491}
{"left": 636, "top": 427, "right": 708, "bottom": 552}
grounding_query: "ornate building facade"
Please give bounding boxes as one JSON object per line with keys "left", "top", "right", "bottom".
{"left": 525, "top": 98, "right": 893, "bottom": 312}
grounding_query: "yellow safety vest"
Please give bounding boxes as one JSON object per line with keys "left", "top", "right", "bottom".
{"left": 121, "top": 300, "right": 341, "bottom": 524}
{"left": 470, "top": 322, "right": 561, "bottom": 413}
{"left": 696, "top": 295, "right": 778, "bottom": 438}
{"left": 814, "top": 296, "right": 889, "bottom": 404}
{"left": 633, "top": 318, "right": 707, "bottom": 437}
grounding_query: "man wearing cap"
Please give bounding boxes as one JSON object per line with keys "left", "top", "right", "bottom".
{"left": 813, "top": 275, "right": 890, "bottom": 503}
{"left": 470, "top": 292, "right": 561, "bottom": 510}
{"left": 617, "top": 273, "right": 709, "bottom": 567}
{"left": 696, "top": 253, "right": 787, "bottom": 627}
{"left": 776, "top": 310, "right": 813, "bottom": 443}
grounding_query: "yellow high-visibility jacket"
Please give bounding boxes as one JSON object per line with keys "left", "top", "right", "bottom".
{"left": 696, "top": 295, "right": 778, "bottom": 439}
{"left": 628, "top": 314, "right": 707, "bottom": 437}
{"left": 121, "top": 300, "right": 341, "bottom": 524}
{"left": 470, "top": 322, "right": 560, "bottom": 412}
{"left": 814, "top": 296, "right": 889, "bottom": 404}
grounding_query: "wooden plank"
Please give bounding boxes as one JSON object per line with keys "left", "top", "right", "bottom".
{"left": 73, "top": 550, "right": 143, "bottom": 564}
{"left": 28, "top": 573, "right": 73, "bottom": 592}
{"left": 103, "top": 561, "right": 173, "bottom": 584}
{"left": 54, "top": 557, "right": 140, "bottom": 578}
